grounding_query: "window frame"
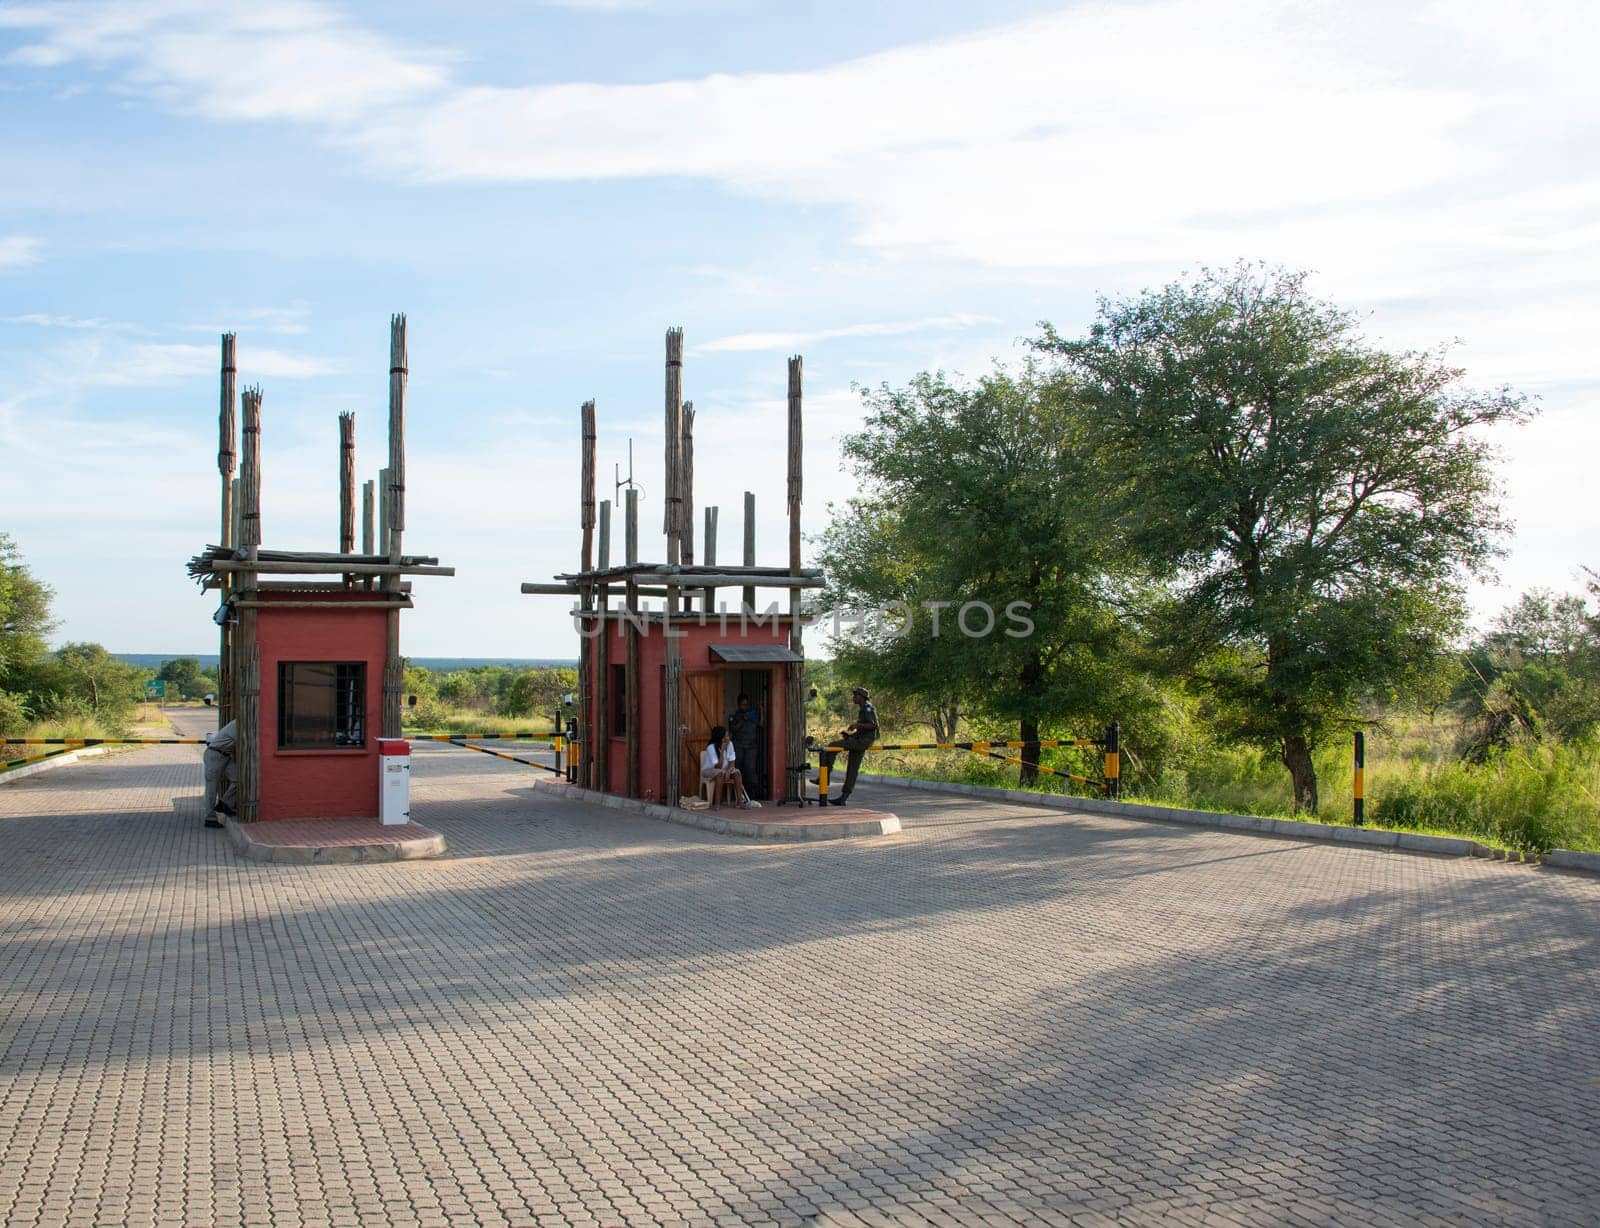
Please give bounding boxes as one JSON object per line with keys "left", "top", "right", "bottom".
{"left": 277, "top": 660, "right": 368, "bottom": 751}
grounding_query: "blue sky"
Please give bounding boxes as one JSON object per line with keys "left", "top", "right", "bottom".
{"left": 2, "top": 0, "right": 1596, "bottom": 657}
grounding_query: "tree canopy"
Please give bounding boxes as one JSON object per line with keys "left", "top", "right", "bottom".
{"left": 1035, "top": 264, "right": 1531, "bottom": 810}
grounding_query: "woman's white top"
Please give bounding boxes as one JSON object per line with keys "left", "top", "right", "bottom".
{"left": 701, "top": 742, "right": 736, "bottom": 775}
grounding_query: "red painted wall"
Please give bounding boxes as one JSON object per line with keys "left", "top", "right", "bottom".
{"left": 255, "top": 595, "right": 389, "bottom": 821}
{"left": 588, "top": 613, "right": 794, "bottom": 801}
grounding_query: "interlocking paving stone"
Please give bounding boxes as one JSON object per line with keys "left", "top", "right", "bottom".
{"left": 1, "top": 709, "right": 1598, "bottom": 1225}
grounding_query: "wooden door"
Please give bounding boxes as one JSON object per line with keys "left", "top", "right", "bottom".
{"left": 679, "top": 671, "right": 723, "bottom": 799}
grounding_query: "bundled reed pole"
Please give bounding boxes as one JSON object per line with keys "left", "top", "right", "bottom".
{"left": 339, "top": 412, "right": 356, "bottom": 553}
{"left": 383, "top": 314, "right": 408, "bottom": 738}
{"left": 594, "top": 498, "right": 611, "bottom": 792}
{"left": 663, "top": 328, "right": 683, "bottom": 567}
{"left": 579, "top": 400, "right": 597, "bottom": 788}
{"left": 702, "top": 506, "right": 717, "bottom": 608}
{"left": 217, "top": 334, "right": 237, "bottom": 725}
{"left": 742, "top": 491, "right": 756, "bottom": 613}
{"left": 625, "top": 487, "right": 640, "bottom": 798}
{"left": 236, "top": 386, "right": 264, "bottom": 821}
{"left": 784, "top": 355, "right": 806, "bottom": 794}
{"left": 681, "top": 402, "right": 695, "bottom": 568}
{"left": 387, "top": 314, "right": 408, "bottom": 563}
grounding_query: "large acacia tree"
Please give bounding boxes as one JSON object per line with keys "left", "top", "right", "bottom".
{"left": 1039, "top": 265, "right": 1529, "bottom": 812}
{"left": 818, "top": 367, "right": 1138, "bottom": 783}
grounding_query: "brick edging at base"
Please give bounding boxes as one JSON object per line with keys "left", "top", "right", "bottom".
{"left": 223, "top": 817, "right": 447, "bottom": 864}
{"left": 855, "top": 773, "right": 1599, "bottom": 877}
{"left": 531, "top": 777, "right": 901, "bottom": 840}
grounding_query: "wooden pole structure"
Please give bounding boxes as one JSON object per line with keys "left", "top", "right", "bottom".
{"left": 784, "top": 355, "right": 806, "bottom": 801}
{"left": 579, "top": 400, "right": 597, "bottom": 789}
{"left": 383, "top": 314, "right": 408, "bottom": 738}
{"left": 229, "top": 478, "right": 242, "bottom": 552}
{"left": 338, "top": 412, "right": 356, "bottom": 552}
{"left": 237, "top": 386, "right": 263, "bottom": 822}
{"left": 594, "top": 498, "right": 611, "bottom": 793}
{"left": 362, "top": 480, "right": 375, "bottom": 554}
{"left": 663, "top": 328, "right": 683, "bottom": 563}
{"left": 742, "top": 491, "right": 756, "bottom": 613}
{"left": 377, "top": 468, "right": 391, "bottom": 559}
{"left": 624, "top": 487, "right": 640, "bottom": 799}
{"left": 681, "top": 402, "right": 695, "bottom": 568}
{"left": 217, "top": 334, "right": 237, "bottom": 726}
{"left": 702, "top": 506, "right": 717, "bottom": 608}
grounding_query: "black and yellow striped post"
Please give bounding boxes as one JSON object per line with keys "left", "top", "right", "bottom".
{"left": 1353, "top": 731, "right": 1365, "bottom": 826}
{"left": 1103, "top": 721, "right": 1120, "bottom": 800}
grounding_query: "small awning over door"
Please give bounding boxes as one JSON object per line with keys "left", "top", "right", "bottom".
{"left": 709, "top": 643, "right": 802, "bottom": 664}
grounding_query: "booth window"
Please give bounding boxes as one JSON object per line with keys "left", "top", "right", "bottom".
{"left": 278, "top": 662, "right": 366, "bottom": 749}
{"left": 610, "top": 664, "right": 627, "bottom": 736}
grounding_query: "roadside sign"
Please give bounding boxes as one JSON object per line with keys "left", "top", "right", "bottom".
{"left": 144, "top": 679, "right": 166, "bottom": 700}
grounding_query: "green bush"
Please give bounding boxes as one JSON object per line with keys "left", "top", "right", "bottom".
{"left": 1373, "top": 743, "right": 1600, "bottom": 853}
{"left": 0, "top": 690, "right": 28, "bottom": 737}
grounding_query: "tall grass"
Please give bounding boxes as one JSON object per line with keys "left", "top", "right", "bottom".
{"left": 863, "top": 718, "right": 1600, "bottom": 854}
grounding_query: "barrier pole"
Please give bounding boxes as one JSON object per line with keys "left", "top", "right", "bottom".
{"left": 1104, "top": 722, "right": 1120, "bottom": 800}
{"left": 1353, "top": 731, "right": 1365, "bottom": 826}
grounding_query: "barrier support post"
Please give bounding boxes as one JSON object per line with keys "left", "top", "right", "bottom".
{"left": 1354, "top": 731, "right": 1365, "bottom": 826}
{"left": 1104, "top": 721, "right": 1120, "bottom": 800}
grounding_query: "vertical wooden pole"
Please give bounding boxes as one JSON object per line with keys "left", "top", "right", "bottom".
{"left": 217, "top": 334, "right": 237, "bottom": 727}
{"left": 377, "top": 468, "right": 392, "bottom": 558}
{"left": 625, "top": 487, "right": 639, "bottom": 566}
{"left": 664, "top": 328, "right": 683, "bottom": 564}
{"left": 703, "top": 506, "right": 718, "bottom": 609}
{"left": 594, "top": 499, "right": 611, "bottom": 793}
{"left": 229, "top": 478, "right": 242, "bottom": 552}
{"left": 579, "top": 400, "right": 597, "bottom": 789}
{"left": 624, "top": 488, "right": 640, "bottom": 798}
{"left": 784, "top": 356, "right": 806, "bottom": 802}
{"left": 338, "top": 412, "right": 356, "bottom": 552}
{"left": 362, "top": 480, "right": 375, "bottom": 554}
{"left": 742, "top": 491, "right": 756, "bottom": 613}
{"left": 236, "top": 386, "right": 263, "bottom": 822}
{"left": 681, "top": 402, "right": 695, "bottom": 568}
{"left": 384, "top": 314, "right": 408, "bottom": 739}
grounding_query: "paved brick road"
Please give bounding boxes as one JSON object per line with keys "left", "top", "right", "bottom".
{"left": 2, "top": 714, "right": 1598, "bottom": 1226}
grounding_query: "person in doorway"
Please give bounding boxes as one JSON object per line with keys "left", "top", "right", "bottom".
{"left": 203, "top": 719, "right": 238, "bottom": 828}
{"left": 726, "top": 692, "right": 763, "bottom": 798}
{"left": 821, "top": 686, "right": 878, "bottom": 807}
{"left": 701, "top": 725, "right": 760, "bottom": 811}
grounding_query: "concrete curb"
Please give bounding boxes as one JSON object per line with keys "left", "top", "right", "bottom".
{"left": 0, "top": 746, "right": 107, "bottom": 785}
{"left": 223, "top": 817, "right": 447, "bottom": 864}
{"left": 853, "top": 772, "right": 1576, "bottom": 869}
{"left": 1542, "top": 848, "right": 1600, "bottom": 876}
{"left": 532, "top": 778, "right": 901, "bottom": 840}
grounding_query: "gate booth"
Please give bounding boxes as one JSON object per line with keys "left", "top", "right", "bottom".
{"left": 189, "top": 317, "right": 453, "bottom": 823}
{"left": 597, "top": 619, "right": 801, "bottom": 804}
{"left": 523, "top": 328, "right": 823, "bottom": 807}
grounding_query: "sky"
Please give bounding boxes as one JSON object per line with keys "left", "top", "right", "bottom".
{"left": 1, "top": 0, "right": 1596, "bottom": 658}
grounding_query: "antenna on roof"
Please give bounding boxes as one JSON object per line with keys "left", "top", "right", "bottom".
{"left": 614, "top": 437, "right": 644, "bottom": 504}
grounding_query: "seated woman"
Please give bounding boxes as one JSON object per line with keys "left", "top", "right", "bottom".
{"left": 700, "top": 725, "right": 760, "bottom": 810}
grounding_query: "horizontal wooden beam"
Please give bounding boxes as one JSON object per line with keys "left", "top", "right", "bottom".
{"left": 231, "top": 599, "right": 413, "bottom": 610}
{"left": 208, "top": 560, "right": 454, "bottom": 577}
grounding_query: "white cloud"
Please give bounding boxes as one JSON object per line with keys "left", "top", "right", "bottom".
{"left": 2, "top": 312, "right": 123, "bottom": 329}
{"left": 0, "top": 0, "right": 447, "bottom": 123}
{"left": 181, "top": 302, "right": 312, "bottom": 335}
{"left": 0, "top": 234, "right": 43, "bottom": 269}
{"left": 699, "top": 313, "right": 996, "bottom": 354}
{"left": 70, "top": 341, "right": 339, "bottom": 385}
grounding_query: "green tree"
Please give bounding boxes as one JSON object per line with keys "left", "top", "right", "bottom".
{"left": 818, "top": 367, "right": 1138, "bottom": 783}
{"left": 1039, "top": 264, "right": 1530, "bottom": 811}
{"left": 497, "top": 667, "right": 577, "bottom": 721}
{"left": 0, "top": 533, "right": 55, "bottom": 683}
{"left": 48, "top": 643, "right": 148, "bottom": 717}
{"left": 157, "top": 656, "right": 206, "bottom": 699}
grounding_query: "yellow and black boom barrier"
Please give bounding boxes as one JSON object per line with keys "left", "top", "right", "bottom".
{"left": 815, "top": 722, "right": 1121, "bottom": 798}
{"left": 2, "top": 737, "right": 209, "bottom": 747}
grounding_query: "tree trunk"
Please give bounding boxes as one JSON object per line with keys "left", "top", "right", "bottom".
{"left": 1019, "top": 717, "right": 1040, "bottom": 786}
{"left": 1281, "top": 733, "right": 1318, "bottom": 814}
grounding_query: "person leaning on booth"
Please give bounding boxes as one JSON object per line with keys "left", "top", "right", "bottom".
{"left": 821, "top": 685, "right": 878, "bottom": 808}
{"left": 203, "top": 719, "right": 238, "bottom": 828}
{"left": 700, "top": 725, "right": 761, "bottom": 811}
